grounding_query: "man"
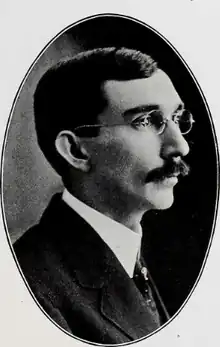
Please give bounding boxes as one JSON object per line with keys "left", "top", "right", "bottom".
{"left": 14, "top": 47, "right": 192, "bottom": 344}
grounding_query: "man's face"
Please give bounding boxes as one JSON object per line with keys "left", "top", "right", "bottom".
{"left": 84, "top": 69, "right": 190, "bottom": 212}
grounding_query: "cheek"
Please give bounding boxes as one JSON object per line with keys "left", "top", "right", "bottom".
{"left": 91, "top": 141, "right": 133, "bottom": 179}
{"left": 113, "top": 129, "right": 162, "bottom": 180}
{"left": 91, "top": 129, "right": 162, "bottom": 183}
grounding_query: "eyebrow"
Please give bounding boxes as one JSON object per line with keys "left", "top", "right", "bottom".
{"left": 123, "top": 105, "right": 159, "bottom": 118}
{"left": 123, "top": 103, "right": 185, "bottom": 118}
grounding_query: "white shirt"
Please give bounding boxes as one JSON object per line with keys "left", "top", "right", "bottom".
{"left": 62, "top": 189, "right": 142, "bottom": 278}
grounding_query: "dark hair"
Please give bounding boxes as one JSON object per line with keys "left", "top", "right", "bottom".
{"left": 34, "top": 47, "right": 157, "bottom": 173}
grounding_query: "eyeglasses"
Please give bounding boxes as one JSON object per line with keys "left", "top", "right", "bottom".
{"left": 74, "top": 108, "right": 195, "bottom": 137}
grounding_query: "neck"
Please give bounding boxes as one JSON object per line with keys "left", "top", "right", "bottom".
{"left": 67, "top": 182, "right": 148, "bottom": 234}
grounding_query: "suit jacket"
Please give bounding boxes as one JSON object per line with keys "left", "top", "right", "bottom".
{"left": 14, "top": 194, "right": 169, "bottom": 344}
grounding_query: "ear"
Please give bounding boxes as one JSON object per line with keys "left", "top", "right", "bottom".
{"left": 55, "top": 130, "right": 90, "bottom": 172}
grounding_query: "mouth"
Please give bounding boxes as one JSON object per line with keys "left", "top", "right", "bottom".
{"left": 145, "top": 172, "right": 179, "bottom": 187}
{"left": 145, "top": 158, "right": 190, "bottom": 185}
{"left": 145, "top": 158, "right": 189, "bottom": 184}
{"left": 145, "top": 170, "right": 180, "bottom": 184}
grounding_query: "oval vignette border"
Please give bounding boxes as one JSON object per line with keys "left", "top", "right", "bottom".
{"left": 0, "top": 13, "right": 219, "bottom": 346}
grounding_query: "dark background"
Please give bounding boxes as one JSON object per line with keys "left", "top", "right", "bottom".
{"left": 3, "top": 15, "right": 219, "bottom": 318}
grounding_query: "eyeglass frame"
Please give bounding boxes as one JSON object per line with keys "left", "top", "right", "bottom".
{"left": 73, "top": 108, "right": 195, "bottom": 137}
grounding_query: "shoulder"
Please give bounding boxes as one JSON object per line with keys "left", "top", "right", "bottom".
{"left": 12, "top": 192, "right": 108, "bottom": 300}
{"left": 13, "top": 201, "right": 80, "bottom": 304}
{"left": 13, "top": 192, "right": 90, "bottom": 284}
{"left": 14, "top": 192, "right": 67, "bottom": 261}
{"left": 13, "top": 194, "right": 70, "bottom": 284}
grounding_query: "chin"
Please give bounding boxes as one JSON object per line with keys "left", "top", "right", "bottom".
{"left": 152, "top": 195, "right": 174, "bottom": 210}
{"left": 141, "top": 183, "right": 175, "bottom": 210}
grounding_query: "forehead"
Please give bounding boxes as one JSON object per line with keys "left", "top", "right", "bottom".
{"left": 101, "top": 69, "right": 183, "bottom": 121}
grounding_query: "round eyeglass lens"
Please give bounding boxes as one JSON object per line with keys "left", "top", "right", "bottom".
{"left": 178, "top": 110, "right": 194, "bottom": 134}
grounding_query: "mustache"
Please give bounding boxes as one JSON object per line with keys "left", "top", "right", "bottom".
{"left": 145, "top": 159, "right": 190, "bottom": 183}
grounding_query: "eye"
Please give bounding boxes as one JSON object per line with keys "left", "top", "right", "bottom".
{"left": 131, "top": 114, "right": 150, "bottom": 129}
{"left": 131, "top": 110, "right": 164, "bottom": 132}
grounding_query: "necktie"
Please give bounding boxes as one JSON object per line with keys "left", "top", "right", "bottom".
{"left": 133, "top": 258, "right": 170, "bottom": 324}
{"left": 133, "top": 260, "right": 154, "bottom": 305}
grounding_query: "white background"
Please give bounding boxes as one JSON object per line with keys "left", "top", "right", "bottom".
{"left": 0, "top": 0, "right": 219, "bottom": 346}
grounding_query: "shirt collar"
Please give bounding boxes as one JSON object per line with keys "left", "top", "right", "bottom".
{"left": 62, "top": 189, "right": 142, "bottom": 278}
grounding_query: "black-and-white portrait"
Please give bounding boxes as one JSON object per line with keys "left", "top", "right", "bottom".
{"left": 1, "top": 14, "right": 219, "bottom": 345}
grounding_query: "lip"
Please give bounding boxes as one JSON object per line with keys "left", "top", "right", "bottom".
{"left": 161, "top": 176, "right": 178, "bottom": 187}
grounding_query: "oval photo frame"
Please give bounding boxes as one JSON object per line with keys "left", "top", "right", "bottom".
{"left": 1, "top": 13, "right": 219, "bottom": 346}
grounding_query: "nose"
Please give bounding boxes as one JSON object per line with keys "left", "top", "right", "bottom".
{"left": 160, "top": 120, "right": 190, "bottom": 159}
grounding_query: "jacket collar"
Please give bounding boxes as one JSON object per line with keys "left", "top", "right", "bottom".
{"left": 41, "top": 193, "right": 112, "bottom": 288}
{"left": 40, "top": 193, "right": 128, "bottom": 288}
{"left": 62, "top": 188, "right": 142, "bottom": 278}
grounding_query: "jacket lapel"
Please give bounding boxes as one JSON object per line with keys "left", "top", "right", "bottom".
{"left": 100, "top": 254, "right": 162, "bottom": 340}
